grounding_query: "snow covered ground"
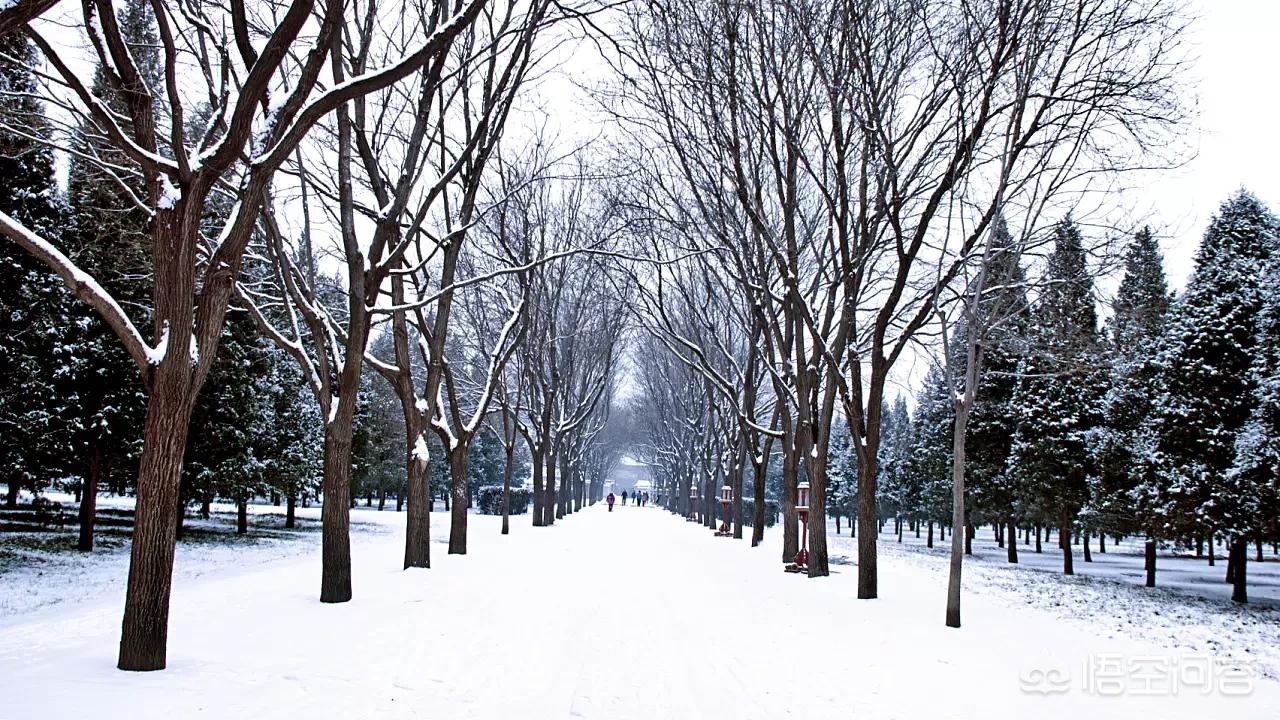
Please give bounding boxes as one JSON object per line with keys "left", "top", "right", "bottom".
{"left": 1, "top": 494, "right": 341, "bottom": 620}
{"left": 861, "top": 520, "right": 1280, "bottom": 606}
{"left": 831, "top": 525, "right": 1280, "bottom": 684}
{"left": 1, "top": 504, "right": 1277, "bottom": 719}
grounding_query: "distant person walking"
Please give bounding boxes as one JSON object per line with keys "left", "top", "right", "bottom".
{"left": 607, "top": 493, "right": 615, "bottom": 512}
{"left": 621, "top": 490, "right": 628, "bottom": 506}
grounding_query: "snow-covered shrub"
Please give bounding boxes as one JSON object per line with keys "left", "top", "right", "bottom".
{"left": 741, "top": 498, "right": 779, "bottom": 527}
{"left": 476, "top": 486, "right": 532, "bottom": 515}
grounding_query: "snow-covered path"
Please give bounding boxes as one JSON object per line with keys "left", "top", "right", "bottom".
{"left": 1, "top": 505, "right": 1277, "bottom": 719}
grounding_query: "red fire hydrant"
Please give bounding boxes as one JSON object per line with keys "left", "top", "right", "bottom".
{"left": 687, "top": 489, "right": 698, "bottom": 522}
{"left": 785, "top": 481, "right": 810, "bottom": 573}
{"left": 715, "top": 484, "right": 733, "bottom": 537}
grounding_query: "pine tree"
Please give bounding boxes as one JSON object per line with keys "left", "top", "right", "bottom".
{"left": 0, "top": 33, "right": 70, "bottom": 507}
{"left": 261, "top": 355, "right": 323, "bottom": 528}
{"left": 963, "top": 218, "right": 1030, "bottom": 556}
{"left": 1007, "top": 218, "right": 1104, "bottom": 575}
{"left": 1228, "top": 252, "right": 1280, "bottom": 567}
{"left": 50, "top": 0, "right": 160, "bottom": 546}
{"left": 1141, "top": 191, "right": 1277, "bottom": 601}
{"left": 1093, "top": 227, "right": 1169, "bottom": 582}
{"left": 183, "top": 311, "right": 279, "bottom": 534}
{"left": 903, "top": 364, "right": 954, "bottom": 532}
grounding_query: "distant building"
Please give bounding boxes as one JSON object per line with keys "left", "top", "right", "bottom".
{"left": 605, "top": 459, "right": 655, "bottom": 501}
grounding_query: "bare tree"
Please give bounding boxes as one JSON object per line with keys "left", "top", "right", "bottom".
{"left": 610, "top": 0, "right": 1187, "bottom": 593}
{"left": 1, "top": 0, "right": 499, "bottom": 670}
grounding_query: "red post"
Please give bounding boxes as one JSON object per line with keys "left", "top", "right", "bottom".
{"left": 715, "top": 484, "right": 732, "bottom": 537}
{"left": 687, "top": 490, "right": 698, "bottom": 522}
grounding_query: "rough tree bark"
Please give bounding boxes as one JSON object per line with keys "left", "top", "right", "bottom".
{"left": 448, "top": 448, "right": 471, "bottom": 554}
{"left": 77, "top": 446, "right": 102, "bottom": 552}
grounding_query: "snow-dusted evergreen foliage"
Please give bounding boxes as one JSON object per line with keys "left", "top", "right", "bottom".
{"left": 962, "top": 218, "right": 1030, "bottom": 529}
{"left": 901, "top": 364, "right": 953, "bottom": 526}
{"left": 872, "top": 400, "right": 914, "bottom": 523}
{"left": 0, "top": 33, "right": 72, "bottom": 505}
{"left": 1006, "top": 218, "right": 1104, "bottom": 569}
{"left": 1139, "top": 192, "right": 1278, "bottom": 541}
{"left": 1228, "top": 250, "right": 1280, "bottom": 544}
{"left": 54, "top": 0, "right": 163, "bottom": 499}
{"left": 1094, "top": 227, "right": 1170, "bottom": 540}
{"left": 885, "top": 195, "right": 1279, "bottom": 595}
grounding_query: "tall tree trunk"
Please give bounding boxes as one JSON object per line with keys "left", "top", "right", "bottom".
{"left": 558, "top": 452, "right": 570, "bottom": 519}
{"left": 236, "top": 499, "right": 248, "bottom": 534}
{"left": 4, "top": 479, "right": 17, "bottom": 508}
{"left": 1099, "top": 533, "right": 1106, "bottom": 553}
{"left": 117, "top": 368, "right": 197, "bottom": 672}
{"left": 543, "top": 448, "right": 557, "bottom": 526}
{"left": 1208, "top": 531, "right": 1215, "bottom": 566}
{"left": 856, "top": 434, "right": 881, "bottom": 599}
{"left": 286, "top": 492, "right": 296, "bottom": 529}
{"left": 751, "top": 460, "right": 765, "bottom": 547}
{"left": 926, "top": 520, "right": 933, "bottom": 549}
{"left": 1144, "top": 537, "right": 1156, "bottom": 587}
{"left": 377, "top": 485, "right": 386, "bottom": 511}
{"left": 964, "top": 519, "right": 973, "bottom": 556}
{"left": 1035, "top": 524, "right": 1042, "bottom": 553}
{"left": 401, "top": 420, "right": 432, "bottom": 566}
{"left": 447, "top": 447, "right": 470, "bottom": 554}
{"left": 1082, "top": 531, "right": 1092, "bottom": 562}
{"left": 320, "top": 419, "right": 355, "bottom": 603}
{"left": 732, "top": 450, "right": 744, "bottom": 540}
{"left": 945, "top": 401, "right": 971, "bottom": 628}
{"left": 1006, "top": 517, "right": 1017, "bottom": 564}
{"left": 502, "top": 444, "right": 514, "bottom": 535}
{"left": 78, "top": 444, "right": 102, "bottom": 552}
{"left": 1231, "top": 538, "right": 1248, "bottom": 603}
{"left": 531, "top": 447, "right": 545, "bottom": 527}
{"left": 807, "top": 457, "right": 830, "bottom": 578}
{"left": 1059, "top": 513, "right": 1074, "bottom": 576}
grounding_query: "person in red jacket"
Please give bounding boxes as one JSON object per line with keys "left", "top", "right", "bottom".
{"left": 606, "top": 492, "right": 615, "bottom": 512}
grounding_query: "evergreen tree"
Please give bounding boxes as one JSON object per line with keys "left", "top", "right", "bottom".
{"left": 260, "top": 355, "right": 323, "bottom": 527}
{"left": 0, "top": 33, "right": 71, "bottom": 507}
{"left": 183, "top": 311, "right": 278, "bottom": 533}
{"left": 1228, "top": 252, "right": 1280, "bottom": 557}
{"left": 52, "top": 0, "right": 161, "bottom": 523}
{"left": 1093, "top": 227, "right": 1169, "bottom": 565}
{"left": 352, "top": 365, "right": 405, "bottom": 510}
{"left": 964, "top": 218, "right": 1030, "bottom": 542}
{"left": 1007, "top": 218, "right": 1104, "bottom": 575}
{"left": 903, "top": 364, "right": 954, "bottom": 531}
{"left": 1139, "top": 191, "right": 1277, "bottom": 600}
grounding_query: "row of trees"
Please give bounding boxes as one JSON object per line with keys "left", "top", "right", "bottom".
{"left": 887, "top": 193, "right": 1278, "bottom": 605}
{"left": 615, "top": 0, "right": 1188, "bottom": 629}
{"left": 0, "top": 0, "right": 629, "bottom": 672}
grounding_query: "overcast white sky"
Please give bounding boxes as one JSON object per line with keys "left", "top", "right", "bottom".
{"left": 1144, "top": 0, "right": 1280, "bottom": 288}
{"left": 32, "top": 0, "right": 1280, "bottom": 406}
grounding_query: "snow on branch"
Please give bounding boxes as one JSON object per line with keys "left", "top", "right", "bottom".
{"left": 0, "top": 210, "right": 154, "bottom": 377}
